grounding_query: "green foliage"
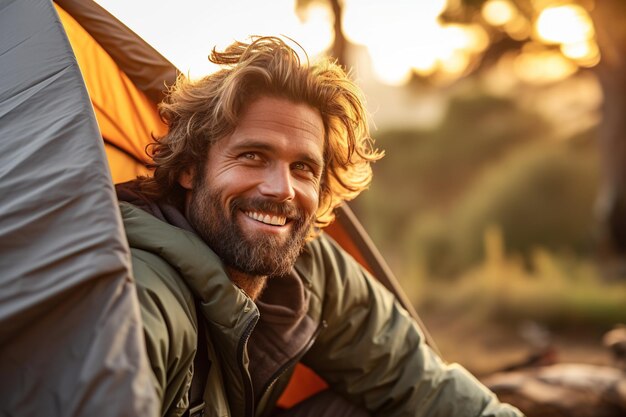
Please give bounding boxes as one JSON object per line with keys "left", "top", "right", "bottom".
{"left": 356, "top": 91, "right": 599, "bottom": 275}
{"left": 404, "top": 137, "right": 600, "bottom": 277}
{"left": 354, "top": 87, "right": 611, "bottom": 328}
{"left": 421, "top": 240, "right": 626, "bottom": 327}
{"left": 445, "top": 138, "right": 599, "bottom": 274}
{"left": 357, "top": 93, "right": 549, "bottom": 248}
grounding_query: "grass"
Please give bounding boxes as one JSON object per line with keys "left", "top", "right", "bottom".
{"left": 409, "top": 225, "right": 625, "bottom": 374}
{"left": 416, "top": 225, "right": 626, "bottom": 328}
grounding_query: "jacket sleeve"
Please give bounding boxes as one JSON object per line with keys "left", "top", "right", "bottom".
{"left": 301, "top": 235, "right": 523, "bottom": 417}
{"left": 131, "top": 248, "right": 198, "bottom": 417}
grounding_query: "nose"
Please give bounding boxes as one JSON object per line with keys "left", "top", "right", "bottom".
{"left": 258, "top": 164, "right": 296, "bottom": 201}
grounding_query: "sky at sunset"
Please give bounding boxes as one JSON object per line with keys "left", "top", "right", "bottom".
{"left": 94, "top": 0, "right": 598, "bottom": 86}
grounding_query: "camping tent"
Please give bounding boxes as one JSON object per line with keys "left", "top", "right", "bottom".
{"left": 0, "top": 0, "right": 437, "bottom": 415}
{"left": 0, "top": 0, "right": 157, "bottom": 415}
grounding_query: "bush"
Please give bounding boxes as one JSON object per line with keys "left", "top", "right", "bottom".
{"left": 356, "top": 93, "right": 549, "bottom": 260}
{"left": 411, "top": 137, "right": 599, "bottom": 276}
{"left": 419, "top": 241, "right": 626, "bottom": 327}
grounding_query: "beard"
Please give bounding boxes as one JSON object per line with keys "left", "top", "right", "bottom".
{"left": 187, "top": 179, "right": 314, "bottom": 279}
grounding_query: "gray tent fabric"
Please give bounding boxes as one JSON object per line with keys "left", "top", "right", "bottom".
{"left": 0, "top": 0, "right": 157, "bottom": 415}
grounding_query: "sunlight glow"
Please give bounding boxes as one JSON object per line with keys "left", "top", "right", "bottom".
{"left": 504, "top": 14, "right": 531, "bottom": 41}
{"left": 370, "top": 52, "right": 413, "bottom": 86}
{"left": 561, "top": 41, "right": 600, "bottom": 67}
{"left": 343, "top": 0, "right": 489, "bottom": 85}
{"left": 442, "top": 24, "right": 489, "bottom": 53}
{"left": 482, "top": 0, "right": 516, "bottom": 26}
{"left": 534, "top": 4, "right": 599, "bottom": 68}
{"left": 297, "top": 4, "right": 334, "bottom": 58}
{"left": 343, "top": 1, "right": 443, "bottom": 84}
{"left": 561, "top": 40, "right": 592, "bottom": 60}
{"left": 535, "top": 5, "right": 594, "bottom": 45}
{"left": 440, "top": 50, "right": 471, "bottom": 76}
{"left": 514, "top": 50, "right": 577, "bottom": 84}
{"left": 94, "top": 0, "right": 332, "bottom": 79}
{"left": 94, "top": 0, "right": 597, "bottom": 86}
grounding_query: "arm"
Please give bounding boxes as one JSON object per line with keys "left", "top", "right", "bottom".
{"left": 302, "top": 235, "right": 523, "bottom": 417}
{"left": 131, "top": 249, "right": 198, "bottom": 417}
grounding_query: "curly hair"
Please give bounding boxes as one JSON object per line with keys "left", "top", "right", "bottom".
{"left": 142, "top": 36, "right": 382, "bottom": 229}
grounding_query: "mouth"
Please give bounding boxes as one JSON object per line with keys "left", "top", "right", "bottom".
{"left": 244, "top": 210, "right": 288, "bottom": 226}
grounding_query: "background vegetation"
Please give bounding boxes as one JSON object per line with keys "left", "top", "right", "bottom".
{"left": 351, "top": 76, "right": 626, "bottom": 372}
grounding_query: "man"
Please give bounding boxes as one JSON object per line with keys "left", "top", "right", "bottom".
{"left": 117, "top": 36, "right": 522, "bottom": 417}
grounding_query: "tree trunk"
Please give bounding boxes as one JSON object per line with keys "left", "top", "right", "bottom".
{"left": 591, "top": 0, "right": 626, "bottom": 275}
{"left": 329, "top": 0, "right": 347, "bottom": 67}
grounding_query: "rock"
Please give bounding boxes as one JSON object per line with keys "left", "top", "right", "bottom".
{"left": 484, "top": 364, "right": 626, "bottom": 417}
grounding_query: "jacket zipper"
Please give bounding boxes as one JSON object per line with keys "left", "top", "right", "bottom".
{"left": 238, "top": 315, "right": 259, "bottom": 417}
{"left": 258, "top": 319, "right": 328, "bottom": 403}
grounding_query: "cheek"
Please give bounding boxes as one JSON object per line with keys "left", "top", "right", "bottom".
{"left": 298, "top": 184, "right": 321, "bottom": 216}
{"left": 212, "top": 169, "right": 258, "bottom": 198}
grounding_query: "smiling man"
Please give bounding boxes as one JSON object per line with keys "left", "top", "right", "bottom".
{"left": 178, "top": 96, "right": 325, "bottom": 300}
{"left": 116, "top": 37, "right": 522, "bottom": 417}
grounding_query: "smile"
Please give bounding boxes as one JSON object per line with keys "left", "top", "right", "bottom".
{"left": 244, "top": 211, "right": 287, "bottom": 226}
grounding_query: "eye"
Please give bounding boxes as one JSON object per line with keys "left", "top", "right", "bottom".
{"left": 292, "top": 162, "right": 309, "bottom": 171}
{"left": 238, "top": 152, "right": 263, "bottom": 163}
{"left": 292, "top": 162, "right": 321, "bottom": 180}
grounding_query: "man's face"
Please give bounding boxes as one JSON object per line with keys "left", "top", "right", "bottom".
{"left": 181, "top": 96, "right": 325, "bottom": 277}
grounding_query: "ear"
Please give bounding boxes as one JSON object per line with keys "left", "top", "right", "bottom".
{"left": 178, "top": 168, "right": 195, "bottom": 190}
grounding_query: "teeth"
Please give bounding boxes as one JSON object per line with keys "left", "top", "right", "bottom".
{"left": 245, "top": 211, "right": 286, "bottom": 226}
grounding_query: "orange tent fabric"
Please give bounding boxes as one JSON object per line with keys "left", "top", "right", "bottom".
{"left": 56, "top": 4, "right": 166, "bottom": 182}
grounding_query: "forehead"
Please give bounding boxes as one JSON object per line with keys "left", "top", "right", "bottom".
{"left": 236, "top": 96, "right": 324, "bottom": 139}
{"left": 217, "top": 96, "right": 325, "bottom": 160}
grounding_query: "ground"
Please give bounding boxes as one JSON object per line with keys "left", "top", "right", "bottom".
{"left": 422, "top": 313, "right": 614, "bottom": 377}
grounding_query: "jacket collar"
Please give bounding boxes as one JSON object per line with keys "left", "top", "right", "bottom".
{"left": 119, "top": 201, "right": 259, "bottom": 331}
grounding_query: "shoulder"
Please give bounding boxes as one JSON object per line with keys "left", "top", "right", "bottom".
{"left": 299, "top": 232, "right": 362, "bottom": 275}
{"left": 297, "top": 233, "right": 373, "bottom": 305}
{"left": 118, "top": 201, "right": 199, "bottom": 326}
{"left": 130, "top": 247, "right": 197, "bottom": 337}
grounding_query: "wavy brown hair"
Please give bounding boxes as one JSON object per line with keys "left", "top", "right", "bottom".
{"left": 142, "top": 36, "right": 382, "bottom": 229}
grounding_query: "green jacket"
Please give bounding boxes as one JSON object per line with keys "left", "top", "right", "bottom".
{"left": 120, "top": 202, "right": 522, "bottom": 417}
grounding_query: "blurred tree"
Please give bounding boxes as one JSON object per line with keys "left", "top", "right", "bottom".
{"left": 296, "top": 0, "right": 347, "bottom": 66}
{"left": 354, "top": 93, "right": 563, "bottom": 277}
{"left": 442, "top": 0, "right": 626, "bottom": 271}
{"left": 591, "top": 1, "right": 626, "bottom": 264}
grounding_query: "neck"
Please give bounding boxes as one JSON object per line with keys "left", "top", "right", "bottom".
{"left": 227, "top": 267, "right": 268, "bottom": 300}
